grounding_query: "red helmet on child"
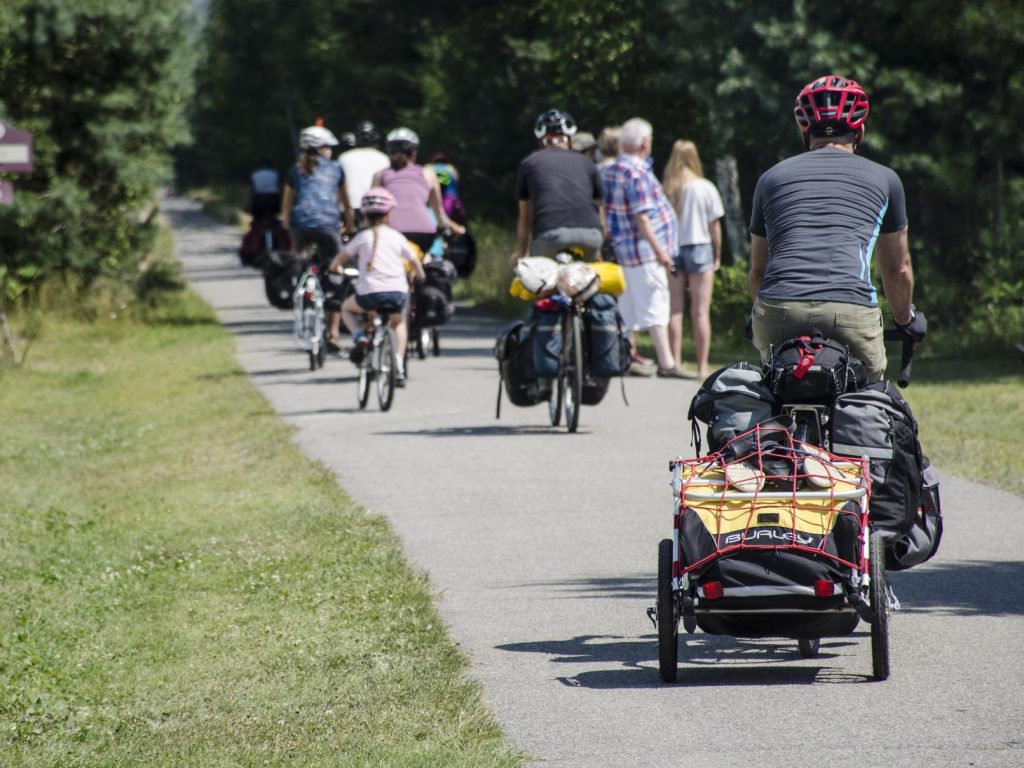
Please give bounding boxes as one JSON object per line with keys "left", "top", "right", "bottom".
{"left": 793, "top": 75, "right": 870, "bottom": 146}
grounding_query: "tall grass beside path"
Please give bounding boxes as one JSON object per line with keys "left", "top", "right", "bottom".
{"left": 0, "top": 293, "right": 524, "bottom": 767}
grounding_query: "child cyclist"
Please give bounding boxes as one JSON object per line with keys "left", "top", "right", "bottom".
{"left": 330, "top": 187, "right": 425, "bottom": 386}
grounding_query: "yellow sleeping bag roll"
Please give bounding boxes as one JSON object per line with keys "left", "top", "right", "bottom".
{"left": 592, "top": 261, "right": 626, "bottom": 297}
{"left": 509, "top": 277, "right": 537, "bottom": 302}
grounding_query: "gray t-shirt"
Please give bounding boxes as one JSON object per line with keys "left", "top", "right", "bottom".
{"left": 516, "top": 146, "right": 603, "bottom": 235}
{"left": 749, "top": 148, "right": 907, "bottom": 306}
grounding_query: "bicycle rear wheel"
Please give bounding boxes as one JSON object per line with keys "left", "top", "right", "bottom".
{"left": 869, "top": 529, "right": 891, "bottom": 680}
{"left": 377, "top": 328, "right": 397, "bottom": 411}
{"left": 563, "top": 311, "right": 583, "bottom": 433}
{"left": 357, "top": 358, "right": 371, "bottom": 409}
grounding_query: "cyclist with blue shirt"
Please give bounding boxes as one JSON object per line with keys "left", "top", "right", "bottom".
{"left": 281, "top": 123, "right": 355, "bottom": 351}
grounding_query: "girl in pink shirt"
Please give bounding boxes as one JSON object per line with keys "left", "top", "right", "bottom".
{"left": 331, "top": 188, "right": 425, "bottom": 383}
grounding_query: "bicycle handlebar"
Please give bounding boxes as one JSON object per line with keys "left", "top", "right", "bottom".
{"left": 882, "top": 329, "right": 916, "bottom": 388}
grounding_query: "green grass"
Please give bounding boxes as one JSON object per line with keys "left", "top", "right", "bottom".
{"left": 0, "top": 293, "right": 525, "bottom": 767}
{"left": 896, "top": 357, "right": 1024, "bottom": 497}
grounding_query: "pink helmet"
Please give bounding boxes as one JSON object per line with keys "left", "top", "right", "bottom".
{"left": 794, "top": 75, "right": 870, "bottom": 146}
{"left": 361, "top": 186, "right": 396, "bottom": 214}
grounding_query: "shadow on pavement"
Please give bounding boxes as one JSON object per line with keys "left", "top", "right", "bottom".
{"left": 496, "top": 633, "right": 868, "bottom": 689}
{"left": 374, "top": 424, "right": 574, "bottom": 437}
{"left": 892, "top": 559, "right": 1024, "bottom": 616}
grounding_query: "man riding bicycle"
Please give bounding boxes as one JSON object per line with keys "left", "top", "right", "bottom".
{"left": 511, "top": 108, "right": 605, "bottom": 263}
{"left": 748, "top": 75, "right": 926, "bottom": 382}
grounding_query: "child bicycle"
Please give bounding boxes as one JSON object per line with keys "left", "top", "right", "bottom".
{"left": 353, "top": 303, "right": 404, "bottom": 411}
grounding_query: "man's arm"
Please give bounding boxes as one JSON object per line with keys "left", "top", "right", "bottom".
{"left": 511, "top": 200, "right": 532, "bottom": 265}
{"left": 748, "top": 234, "right": 768, "bottom": 299}
{"left": 710, "top": 218, "right": 722, "bottom": 271}
{"left": 337, "top": 184, "right": 354, "bottom": 233}
{"left": 635, "top": 212, "right": 672, "bottom": 268}
{"left": 596, "top": 200, "right": 607, "bottom": 239}
{"left": 876, "top": 227, "right": 914, "bottom": 325}
{"left": 280, "top": 185, "right": 295, "bottom": 229}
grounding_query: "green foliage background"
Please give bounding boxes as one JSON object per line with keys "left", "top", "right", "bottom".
{"left": 1, "top": 0, "right": 1021, "bottom": 353}
{"left": 0, "top": 0, "right": 194, "bottom": 307}
{"left": 185, "top": 0, "right": 1023, "bottom": 353}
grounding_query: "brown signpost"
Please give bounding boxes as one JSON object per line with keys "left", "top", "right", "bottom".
{"left": 0, "top": 122, "right": 33, "bottom": 206}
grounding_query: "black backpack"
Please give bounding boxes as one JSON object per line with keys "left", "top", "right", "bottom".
{"left": 830, "top": 380, "right": 923, "bottom": 536}
{"left": 764, "top": 333, "right": 867, "bottom": 402}
{"left": 688, "top": 362, "right": 778, "bottom": 454}
{"left": 446, "top": 231, "right": 477, "bottom": 278}
{"left": 885, "top": 458, "right": 943, "bottom": 571}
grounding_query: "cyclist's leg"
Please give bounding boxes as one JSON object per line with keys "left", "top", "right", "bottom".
{"left": 829, "top": 303, "right": 885, "bottom": 382}
{"left": 389, "top": 309, "right": 408, "bottom": 368}
{"left": 340, "top": 293, "right": 363, "bottom": 338}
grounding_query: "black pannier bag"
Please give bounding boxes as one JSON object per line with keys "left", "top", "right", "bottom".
{"left": 764, "top": 333, "right": 867, "bottom": 402}
{"left": 445, "top": 231, "right": 477, "bottom": 278}
{"left": 688, "top": 362, "right": 778, "bottom": 454}
{"left": 584, "top": 294, "right": 631, "bottom": 378}
{"left": 580, "top": 377, "right": 611, "bottom": 406}
{"left": 414, "top": 259, "right": 457, "bottom": 327}
{"left": 262, "top": 250, "right": 306, "bottom": 309}
{"left": 885, "top": 458, "right": 943, "bottom": 571}
{"left": 830, "top": 380, "right": 923, "bottom": 536}
{"left": 531, "top": 309, "right": 561, "bottom": 379}
{"left": 495, "top": 321, "right": 549, "bottom": 407}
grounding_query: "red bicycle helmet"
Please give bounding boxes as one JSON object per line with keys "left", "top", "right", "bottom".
{"left": 794, "top": 75, "right": 870, "bottom": 146}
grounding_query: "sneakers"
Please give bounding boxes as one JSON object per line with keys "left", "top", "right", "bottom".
{"left": 395, "top": 361, "right": 407, "bottom": 387}
{"left": 628, "top": 361, "right": 655, "bottom": 377}
{"left": 656, "top": 366, "right": 694, "bottom": 380}
{"left": 724, "top": 461, "right": 766, "bottom": 493}
{"left": 349, "top": 334, "right": 369, "bottom": 364}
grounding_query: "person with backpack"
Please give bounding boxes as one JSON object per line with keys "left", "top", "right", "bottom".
{"left": 281, "top": 122, "right": 355, "bottom": 351}
{"left": 747, "top": 75, "right": 926, "bottom": 382}
{"left": 330, "top": 188, "right": 425, "bottom": 386}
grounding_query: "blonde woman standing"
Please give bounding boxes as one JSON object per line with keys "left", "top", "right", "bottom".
{"left": 662, "top": 140, "right": 724, "bottom": 378}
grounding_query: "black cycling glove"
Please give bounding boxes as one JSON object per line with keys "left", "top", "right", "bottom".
{"left": 894, "top": 307, "right": 927, "bottom": 343}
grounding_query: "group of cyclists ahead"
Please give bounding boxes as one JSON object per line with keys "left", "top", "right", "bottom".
{"left": 277, "top": 119, "right": 464, "bottom": 388}
{"left": 511, "top": 73, "right": 925, "bottom": 385}
{"left": 270, "top": 71, "right": 925, "bottom": 406}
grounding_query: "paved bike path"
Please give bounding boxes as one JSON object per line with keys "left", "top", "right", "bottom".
{"left": 170, "top": 197, "right": 1024, "bottom": 768}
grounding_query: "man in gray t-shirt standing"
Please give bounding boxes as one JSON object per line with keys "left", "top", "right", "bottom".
{"left": 748, "top": 75, "right": 926, "bottom": 381}
{"left": 512, "top": 109, "right": 605, "bottom": 263}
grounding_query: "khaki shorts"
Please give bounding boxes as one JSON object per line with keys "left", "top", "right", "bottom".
{"left": 751, "top": 298, "right": 886, "bottom": 382}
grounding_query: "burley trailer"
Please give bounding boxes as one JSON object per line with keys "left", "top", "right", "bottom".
{"left": 651, "top": 420, "right": 894, "bottom": 681}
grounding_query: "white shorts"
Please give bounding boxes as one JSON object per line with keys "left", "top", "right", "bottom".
{"left": 618, "top": 261, "right": 670, "bottom": 331}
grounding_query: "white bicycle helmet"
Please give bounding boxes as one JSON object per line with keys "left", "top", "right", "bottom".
{"left": 299, "top": 125, "right": 340, "bottom": 150}
{"left": 385, "top": 127, "right": 420, "bottom": 154}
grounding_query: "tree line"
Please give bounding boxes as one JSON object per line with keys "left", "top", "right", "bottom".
{"left": 2, "top": 0, "right": 1021, "bottom": 352}
{"left": 0, "top": 0, "right": 194, "bottom": 328}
